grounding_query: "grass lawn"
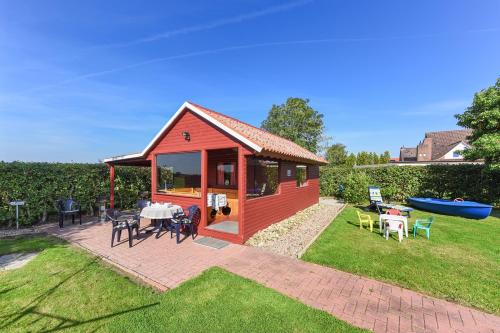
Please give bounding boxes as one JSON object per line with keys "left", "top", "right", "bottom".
{"left": 302, "top": 206, "right": 500, "bottom": 315}
{"left": 0, "top": 235, "right": 367, "bottom": 333}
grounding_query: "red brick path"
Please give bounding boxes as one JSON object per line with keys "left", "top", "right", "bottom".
{"left": 50, "top": 222, "right": 500, "bottom": 333}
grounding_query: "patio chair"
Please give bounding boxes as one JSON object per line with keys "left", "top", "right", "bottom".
{"left": 356, "top": 210, "right": 374, "bottom": 232}
{"left": 56, "top": 199, "right": 82, "bottom": 228}
{"left": 169, "top": 205, "right": 200, "bottom": 244}
{"left": 413, "top": 217, "right": 434, "bottom": 239}
{"left": 384, "top": 219, "right": 404, "bottom": 242}
{"left": 107, "top": 209, "right": 140, "bottom": 248}
{"left": 367, "top": 186, "right": 413, "bottom": 217}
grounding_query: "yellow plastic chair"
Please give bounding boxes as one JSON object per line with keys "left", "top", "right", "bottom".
{"left": 356, "top": 210, "right": 373, "bottom": 232}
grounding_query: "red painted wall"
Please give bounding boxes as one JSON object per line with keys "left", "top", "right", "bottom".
{"left": 243, "top": 162, "right": 319, "bottom": 242}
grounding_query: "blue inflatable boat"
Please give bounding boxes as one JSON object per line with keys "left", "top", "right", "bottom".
{"left": 407, "top": 197, "right": 493, "bottom": 219}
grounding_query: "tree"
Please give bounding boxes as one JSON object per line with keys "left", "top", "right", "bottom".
{"left": 326, "top": 143, "right": 348, "bottom": 165}
{"left": 380, "top": 151, "right": 391, "bottom": 164}
{"left": 346, "top": 153, "right": 357, "bottom": 167}
{"left": 371, "top": 152, "right": 380, "bottom": 164}
{"left": 455, "top": 78, "right": 500, "bottom": 164}
{"left": 356, "top": 151, "right": 370, "bottom": 165}
{"left": 262, "top": 98, "right": 324, "bottom": 153}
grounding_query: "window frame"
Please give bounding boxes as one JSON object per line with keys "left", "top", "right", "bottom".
{"left": 246, "top": 157, "right": 281, "bottom": 199}
{"left": 296, "top": 164, "right": 308, "bottom": 188}
{"left": 155, "top": 151, "right": 202, "bottom": 198}
{"left": 216, "top": 162, "right": 237, "bottom": 187}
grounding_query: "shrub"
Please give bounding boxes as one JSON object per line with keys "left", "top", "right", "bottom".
{"left": 342, "top": 172, "right": 370, "bottom": 203}
{"left": 0, "top": 162, "right": 150, "bottom": 227}
{"left": 320, "top": 164, "right": 500, "bottom": 206}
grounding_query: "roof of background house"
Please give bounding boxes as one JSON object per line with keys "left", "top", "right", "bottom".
{"left": 424, "top": 129, "right": 472, "bottom": 159}
{"left": 104, "top": 101, "right": 327, "bottom": 165}
{"left": 400, "top": 147, "right": 417, "bottom": 159}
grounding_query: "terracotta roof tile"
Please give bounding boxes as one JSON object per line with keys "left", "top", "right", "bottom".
{"left": 425, "top": 129, "right": 472, "bottom": 159}
{"left": 189, "top": 102, "right": 327, "bottom": 164}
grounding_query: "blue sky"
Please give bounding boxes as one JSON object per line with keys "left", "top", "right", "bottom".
{"left": 1, "top": 0, "right": 499, "bottom": 162}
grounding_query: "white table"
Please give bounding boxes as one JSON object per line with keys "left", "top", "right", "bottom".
{"left": 379, "top": 214, "right": 408, "bottom": 238}
{"left": 140, "top": 204, "right": 183, "bottom": 220}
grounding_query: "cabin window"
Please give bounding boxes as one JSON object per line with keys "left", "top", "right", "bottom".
{"left": 217, "top": 162, "right": 236, "bottom": 186}
{"left": 296, "top": 165, "right": 308, "bottom": 187}
{"left": 156, "top": 152, "right": 201, "bottom": 197}
{"left": 246, "top": 158, "right": 279, "bottom": 198}
{"left": 453, "top": 151, "right": 462, "bottom": 158}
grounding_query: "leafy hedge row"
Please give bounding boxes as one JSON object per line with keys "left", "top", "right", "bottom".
{"left": 0, "top": 162, "right": 150, "bottom": 227}
{"left": 320, "top": 164, "right": 500, "bottom": 206}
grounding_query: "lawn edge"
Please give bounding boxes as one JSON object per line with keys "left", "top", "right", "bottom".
{"left": 297, "top": 203, "right": 347, "bottom": 259}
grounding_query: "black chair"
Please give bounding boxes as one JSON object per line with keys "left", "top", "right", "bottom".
{"left": 169, "top": 205, "right": 200, "bottom": 244}
{"left": 107, "top": 209, "right": 140, "bottom": 248}
{"left": 134, "top": 199, "right": 150, "bottom": 221}
{"left": 56, "top": 199, "right": 82, "bottom": 228}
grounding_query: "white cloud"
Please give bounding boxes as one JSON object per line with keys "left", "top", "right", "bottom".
{"left": 94, "top": 0, "right": 314, "bottom": 48}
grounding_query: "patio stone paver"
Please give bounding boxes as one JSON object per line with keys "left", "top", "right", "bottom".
{"left": 48, "top": 221, "right": 500, "bottom": 333}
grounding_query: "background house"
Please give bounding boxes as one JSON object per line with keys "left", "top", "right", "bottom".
{"left": 399, "top": 129, "right": 472, "bottom": 162}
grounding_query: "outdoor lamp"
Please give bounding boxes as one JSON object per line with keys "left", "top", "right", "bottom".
{"left": 182, "top": 131, "right": 190, "bottom": 141}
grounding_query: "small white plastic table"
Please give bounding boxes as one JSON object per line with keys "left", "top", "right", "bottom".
{"left": 379, "top": 214, "right": 408, "bottom": 238}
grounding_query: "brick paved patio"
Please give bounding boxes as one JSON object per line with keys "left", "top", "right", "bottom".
{"left": 50, "top": 221, "right": 500, "bottom": 333}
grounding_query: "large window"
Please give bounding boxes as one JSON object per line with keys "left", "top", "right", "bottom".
{"left": 156, "top": 152, "right": 201, "bottom": 196}
{"left": 296, "top": 165, "right": 308, "bottom": 187}
{"left": 246, "top": 158, "right": 279, "bottom": 198}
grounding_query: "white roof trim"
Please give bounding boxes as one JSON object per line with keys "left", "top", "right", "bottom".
{"left": 103, "top": 152, "right": 142, "bottom": 163}
{"left": 103, "top": 101, "right": 262, "bottom": 163}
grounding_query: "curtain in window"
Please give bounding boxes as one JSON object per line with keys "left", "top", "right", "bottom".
{"left": 230, "top": 162, "right": 236, "bottom": 185}
{"left": 217, "top": 163, "right": 225, "bottom": 185}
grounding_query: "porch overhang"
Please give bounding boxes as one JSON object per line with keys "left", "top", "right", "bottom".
{"left": 103, "top": 153, "right": 151, "bottom": 167}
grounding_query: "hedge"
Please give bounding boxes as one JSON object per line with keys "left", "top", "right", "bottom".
{"left": 0, "top": 162, "right": 150, "bottom": 227}
{"left": 320, "top": 164, "right": 500, "bottom": 206}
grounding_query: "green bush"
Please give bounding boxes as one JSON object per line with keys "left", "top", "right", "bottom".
{"left": 0, "top": 162, "right": 150, "bottom": 227}
{"left": 342, "top": 172, "right": 370, "bottom": 203}
{"left": 320, "top": 164, "right": 500, "bottom": 206}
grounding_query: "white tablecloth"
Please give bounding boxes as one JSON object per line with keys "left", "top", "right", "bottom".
{"left": 140, "top": 204, "right": 183, "bottom": 219}
{"left": 379, "top": 214, "right": 408, "bottom": 237}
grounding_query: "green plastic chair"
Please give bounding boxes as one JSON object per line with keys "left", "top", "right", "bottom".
{"left": 413, "top": 217, "right": 434, "bottom": 239}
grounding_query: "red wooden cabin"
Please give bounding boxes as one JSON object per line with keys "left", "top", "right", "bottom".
{"left": 104, "top": 102, "right": 327, "bottom": 244}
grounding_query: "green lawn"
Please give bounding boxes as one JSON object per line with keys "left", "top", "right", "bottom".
{"left": 0, "top": 236, "right": 366, "bottom": 333}
{"left": 302, "top": 206, "right": 500, "bottom": 314}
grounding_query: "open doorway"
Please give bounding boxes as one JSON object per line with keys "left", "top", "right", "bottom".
{"left": 205, "top": 148, "right": 239, "bottom": 234}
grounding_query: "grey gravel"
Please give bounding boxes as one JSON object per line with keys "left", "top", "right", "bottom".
{"left": 246, "top": 198, "right": 345, "bottom": 258}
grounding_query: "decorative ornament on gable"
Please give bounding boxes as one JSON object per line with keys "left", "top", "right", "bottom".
{"left": 182, "top": 131, "right": 190, "bottom": 141}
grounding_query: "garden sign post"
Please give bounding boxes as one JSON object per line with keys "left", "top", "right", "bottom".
{"left": 9, "top": 200, "right": 25, "bottom": 229}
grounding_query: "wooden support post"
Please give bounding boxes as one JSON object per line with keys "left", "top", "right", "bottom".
{"left": 237, "top": 147, "right": 246, "bottom": 241}
{"left": 200, "top": 149, "right": 208, "bottom": 229}
{"left": 109, "top": 164, "right": 115, "bottom": 209}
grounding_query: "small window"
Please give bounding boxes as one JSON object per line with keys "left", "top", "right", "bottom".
{"left": 296, "top": 165, "right": 308, "bottom": 187}
{"left": 217, "top": 162, "right": 236, "bottom": 186}
{"left": 453, "top": 151, "right": 462, "bottom": 158}
{"left": 246, "top": 158, "right": 279, "bottom": 198}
